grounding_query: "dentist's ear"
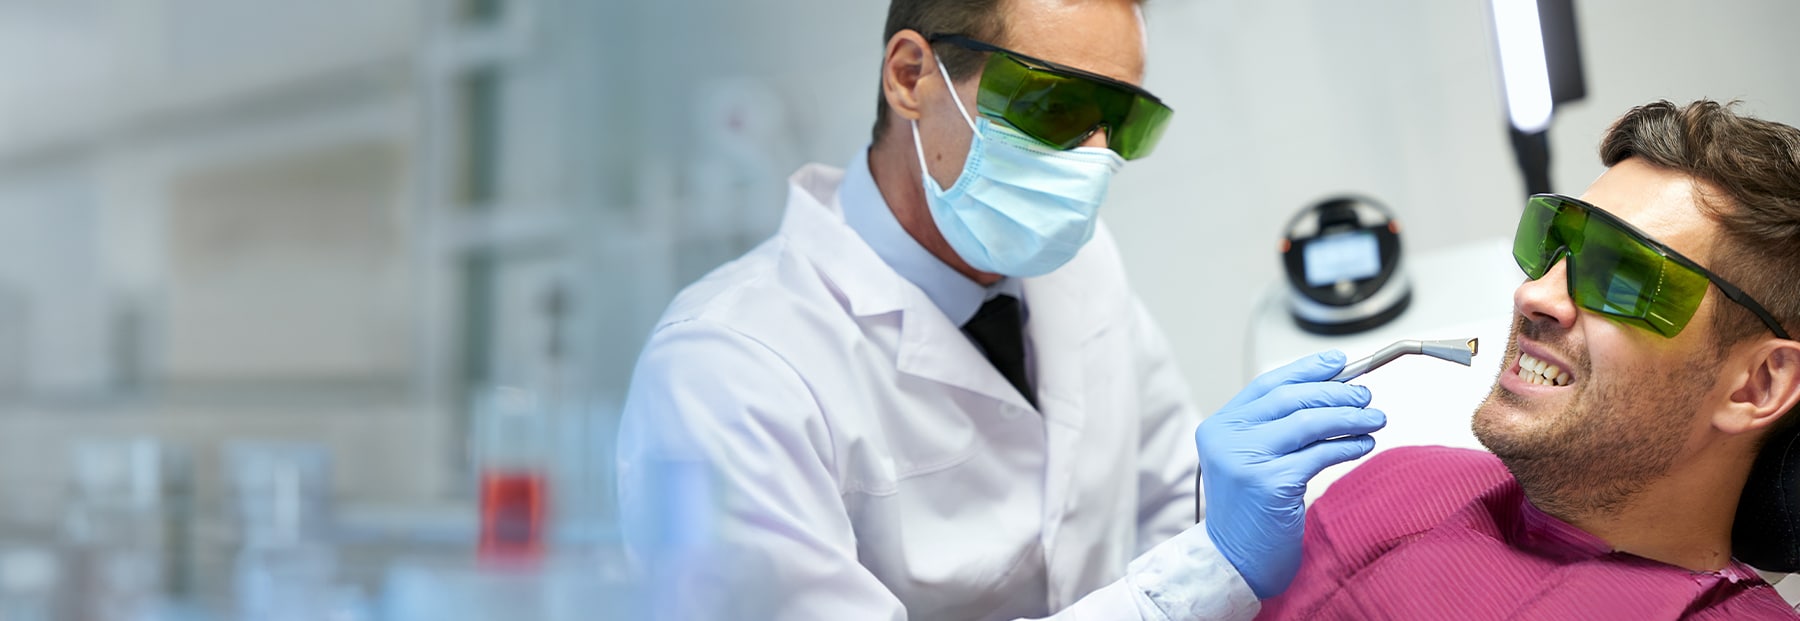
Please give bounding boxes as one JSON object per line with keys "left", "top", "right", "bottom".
{"left": 882, "top": 30, "right": 935, "bottom": 124}
{"left": 1718, "top": 340, "right": 1800, "bottom": 436}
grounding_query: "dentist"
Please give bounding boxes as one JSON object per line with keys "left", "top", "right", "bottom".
{"left": 616, "top": 0, "right": 1386, "bottom": 619}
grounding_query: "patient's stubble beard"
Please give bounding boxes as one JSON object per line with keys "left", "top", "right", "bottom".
{"left": 1473, "top": 315, "right": 1709, "bottom": 522}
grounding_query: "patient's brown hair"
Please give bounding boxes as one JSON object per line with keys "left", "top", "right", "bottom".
{"left": 1599, "top": 100, "right": 1800, "bottom": 348}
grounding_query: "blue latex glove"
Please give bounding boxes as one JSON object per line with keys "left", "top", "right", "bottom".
{"left": 1195, "top": 350, "right": 1387, "bottom": 599}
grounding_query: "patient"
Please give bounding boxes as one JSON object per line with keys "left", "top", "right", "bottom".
{"left": 1257, "top": 100, "right": 1800, "bottom": 620}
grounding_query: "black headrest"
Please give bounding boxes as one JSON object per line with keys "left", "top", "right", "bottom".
{"left": 1733, "top": 421, "right": 1800, "bottom": 572}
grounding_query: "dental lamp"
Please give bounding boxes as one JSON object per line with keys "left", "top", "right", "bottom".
{"left": 1490, "top": 0, "right": 1586, "bottom": 197}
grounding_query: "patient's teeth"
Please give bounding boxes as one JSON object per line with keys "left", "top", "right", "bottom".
{"left": 1514, "top": 351, "right": 1573, "bottom": 387}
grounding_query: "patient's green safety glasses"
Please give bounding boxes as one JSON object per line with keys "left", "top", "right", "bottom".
{"left": 1513, "top": 193, "right": 1791, "bottom": 339}
{"left": 929, "top": 34, "right": 1173, "bottom": 160}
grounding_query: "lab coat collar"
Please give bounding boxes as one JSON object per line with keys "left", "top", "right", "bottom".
{"left": 837, "top": 148, "right": 992, "bottom": 327}
{"left": 778, "top": 161, "right": 904, "bottom": 318}
{"left": 779, "top": 157, "right": 1070, "bottom": 413}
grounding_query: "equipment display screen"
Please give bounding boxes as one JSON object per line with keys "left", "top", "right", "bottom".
{"left": 1303, "top": 231, "right": 1382, "bottom": 286}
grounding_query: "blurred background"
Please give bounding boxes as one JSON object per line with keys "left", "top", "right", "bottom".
{"left": 0, "top": 0, "right": 1794, "bottom": 618}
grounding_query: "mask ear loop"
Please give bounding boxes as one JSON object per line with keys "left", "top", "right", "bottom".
{"left": 912, "top": 50, "right": 981, "bottom": 192}
{"left": 910, "top": 120, "right": 940, "bottom": 192}
{"left": 933, "top": 55, "right": 980, "bottom": 133}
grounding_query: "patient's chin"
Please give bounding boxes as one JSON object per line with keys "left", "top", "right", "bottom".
{"left": 1473, "top": 389, "right": 1542, "bottom": 451}
{"left": 1472, "top": 394, "right": 1579, "bottom": 491}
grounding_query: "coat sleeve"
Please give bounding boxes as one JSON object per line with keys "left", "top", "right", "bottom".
{"left": 1027, "top": 525, "right": 1260, "bottom": 621}
{"left": 616, "top": 318, "right": 906, "bottom": 620}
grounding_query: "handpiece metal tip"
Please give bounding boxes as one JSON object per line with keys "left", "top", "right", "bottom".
{"left": 1468, "top": 338, "right": 1479, "bottom": 356}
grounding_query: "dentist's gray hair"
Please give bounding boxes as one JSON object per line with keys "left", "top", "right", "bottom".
{"left": 871, "top": 0, "right": 1007, "bottom": 145}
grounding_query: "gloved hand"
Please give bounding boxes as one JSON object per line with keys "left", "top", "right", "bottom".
{"left": 1195, "top": 350, "right": 1386, "bottom": 599}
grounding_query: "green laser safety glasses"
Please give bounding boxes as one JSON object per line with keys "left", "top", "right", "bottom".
{"left": 1513, "top": 193, "right": 1791, "bottom": 340}
{"left": 929, "top": 34, "right": 1173, "bottom": 160}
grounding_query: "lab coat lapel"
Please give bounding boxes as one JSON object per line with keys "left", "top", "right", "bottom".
{"left": 887, "top": 238, "right": 1112, "bottom": 417}
{"left": 889, "top": 236, "right": 1114, "bottom": 415}
{"left": 780, "top": 163, "right": 1036, "bottom": 411}
{"left": 1021, "top": 248, "right": 1116, "bottom": 601}
{"left": 894, "top": 300, "right": 1039, "bottom": 413}
{"left": 1021, "top": 271, "right": 1097, "bottom": 430}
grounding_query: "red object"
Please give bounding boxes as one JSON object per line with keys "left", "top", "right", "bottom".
{"left": 479, "top": 469, "right": 548, "bottom": 565}
{"left": 1258, "top": 446, "right": 1796, "bottom": 620}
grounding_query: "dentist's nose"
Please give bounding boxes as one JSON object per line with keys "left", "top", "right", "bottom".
{"left": 1080, "top": 128, "right": 1110, "bottom": 150}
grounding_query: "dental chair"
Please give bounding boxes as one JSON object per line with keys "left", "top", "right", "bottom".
{"left": 1735, "top": 418, "right": 1800, "bottom": 594}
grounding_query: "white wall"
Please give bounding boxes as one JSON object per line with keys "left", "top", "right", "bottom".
{"left": 0, "top": 0, "right": 445, "bottom": 505}
{"left": 631, "top": 0, "right": 1800, "bottom": 411}
{"left": 0, "top": 160, "right": 108, "bottom": 397}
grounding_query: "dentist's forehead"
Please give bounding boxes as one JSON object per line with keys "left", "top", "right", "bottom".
{"left": 999, "top": 0, "right": 1147, "bottom": 87}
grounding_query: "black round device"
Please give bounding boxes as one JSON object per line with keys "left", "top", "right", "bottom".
{"left": 1281, "top": 195, "right": 1410, "bottom": 335}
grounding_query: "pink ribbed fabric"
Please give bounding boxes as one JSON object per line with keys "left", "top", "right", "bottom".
{"left": 1257, "top": 446, "right": 1798, "bottom": 620}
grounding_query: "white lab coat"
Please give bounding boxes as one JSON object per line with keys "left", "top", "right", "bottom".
{"left": 617, "top": 160, "right": 1258, "bottom": 620}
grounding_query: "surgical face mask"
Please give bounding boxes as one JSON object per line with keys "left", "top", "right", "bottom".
{"left": 911, "top": 58, "right": 1126, "bottom": 278}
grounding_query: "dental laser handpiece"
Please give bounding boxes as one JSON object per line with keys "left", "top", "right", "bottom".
{"left": 1189, "top": 338, "right": 1480, "bottom": 524}
{"left": 1330, "top": 338, "right": 1480, "bottom": 382}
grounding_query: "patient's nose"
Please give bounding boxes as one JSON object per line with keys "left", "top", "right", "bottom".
{"left": 1515, "top": 259, "right": 1578, "bottom": 331}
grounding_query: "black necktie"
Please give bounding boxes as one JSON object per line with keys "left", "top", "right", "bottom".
{"left": 962, "top": 294, "right": 1037, "bottom": 408}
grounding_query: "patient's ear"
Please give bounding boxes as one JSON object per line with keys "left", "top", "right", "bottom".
{"left": 1719, "top": 340, "right": 1800, "bottom": 435}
